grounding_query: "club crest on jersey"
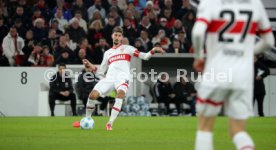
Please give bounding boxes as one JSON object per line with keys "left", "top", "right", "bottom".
{"left": 120, "top": 48, "right": 124, "bottom": 52}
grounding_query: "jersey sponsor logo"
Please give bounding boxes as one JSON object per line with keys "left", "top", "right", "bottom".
{"left": 108, "top": 54, "right": 131, "bottom": 64}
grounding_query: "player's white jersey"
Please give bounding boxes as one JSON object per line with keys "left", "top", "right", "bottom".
{"left": 95, "top": 44, "right": 154, "bottom": 81}
{"left": 196, "top": 0, "right": 272, "bottom": 89}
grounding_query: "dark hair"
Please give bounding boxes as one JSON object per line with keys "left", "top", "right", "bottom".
{"left": 16, "top": 5, "right": 23, "bottom": 9}
{"left": 112, "top": 26, "right": 124, "bottom": 34}
{"left": 58, "top": 63, "right": 66, "bottom": 68}
{"left": 78, "top": 37, "right": 87, "bottom": 45}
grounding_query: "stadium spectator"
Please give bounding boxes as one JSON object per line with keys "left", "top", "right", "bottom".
{"left": 33, "top": 0, "right": 52, "bottom": 22}
{"left": 31, "top": 8, "right": 45, "bottom": 23}
{"left": 49, "top": 19, "right": 63, "bottom": 37}
{"left": 103, "top": 16, "right": 116, "bottom": 45}
{"left": 159, "top": 0, "right": 173, "bottom": 10}
{"left": 49, "top": 63, "right": 77, "bottom": 116}
{"left": 71, "top": 0, "right": 88, "bottom": 22}
{"left": 106, "top": 6, "right": 123, "bottom": 27}
{"left": 51, "top": 7, "right": 68, "bottom": 33}
{"left": 176, "top": 0, "right": 195, "bottom": 20}
{"left": 123, "top": 18, "right": 137, "bottom": 45}
{"left": 54, "top": 48, "right": 72, "bottom": 65}
{"left": 64, "top": 33, "right": 77, "bottom": 51}
{"left": 159, "top": 8, "right": 175, "bottom": 29}
{"left": 182, "top": 10, "right": 195, "bottom": 44}
{"left": 173, "top": 76, "right": 196, "bottom": 116}
{"left": 137, "top": 16, "right": 157, "bottom": 39}
{"left": 27, "top": 45, "right": 43, "bottom": 66}
{"left": 171, "top": 19, "right": 185, "bottom": 39}
{"left": 108, "top": 0, "right": 126, "bottom": 15}
{"left": 154, "top": 73, "right": 175, "bottom": 115}
{"left": 89, "top": 10, "right": 105, "bottom": 26}
{"left": 41, "top": 29, "right": 59, "bottom": 53}
{"left": 168, "top": 39, "right": 184, "bottom": 53}
{"left": 88, "top": 20, "right": 104, "bottom": 46}
{"left": 52, "top": 1, "right": 72, "bottom": 21}
{"left": 73, "top": 48, "right": 89, "bottom": 64}
{"left": 147, "top": 11, "right": 158, "bottom": 27}
{"left": 124, "top": 1, "right": 141, "bottom": 21}
{"left": 53, "top": 35, "right": 73, "bottom": 60}
{"left": 2, "top": 27, "right": 25, "bottom": 66}
{"left": 74, "top": 11, "right": 88, "bottom": 33}
{"left": 7, "top": 0, "right": 18, "bottom": 19}
{"left": 143, "top": 0, "right": 154, "bottom": 16}
{"left": 14, "top": 19, "right": 27, "bottom": 39}
{"left": 66, "top": 17, "right": 86, "bottom": 43}
{"left": 174, "top": 30, "right": 190, "bottom": 53}
{"left": 10, "top": 5, "right": 31, "bottom": 29}
{"left": 152, "top": 29, "right": 171, "bottom": 51}
{"left": 40, "top": 45, "right": 54, "bottom": 66}
{"left": 87, "top": 0, "right": 106, "bottom": 20}
{"left": 254, "top": 56, "right": 270, "bottom": 117}
{"left": 91, "top": 38, "right": 109, "bottom": 64}
{"left": 32, "top": 18, "right": 48, "bottom": 43}
{"left": 21, "top": 30, "right": 35, "bottom": 65}
{"left": 0, "top": 17, "right": 8, "bottom": 45}
{"left": 123, "top": 9, "right": 138, "bottom": 29}
{"left": 156, "top": 17, "right": 172, "bottom": 37}
{"left": 0, "top": 1, "right": 9, "bottom": 21}
{"left": 134, "top": 38, "right": 146, "bottom": 52}
{"left": 74, "top": 38, "right": 92, "bottom": 61}
{"left": 138, "top": 30, "right": 153, "bottom": 51}
{"left": 18, "top": 0, "right": 33, "bottom": 18}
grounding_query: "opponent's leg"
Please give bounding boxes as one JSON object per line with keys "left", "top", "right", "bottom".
{"left": 195, "top": 114, "right": 216, "bottom": 150}
{"left": 229, "top": 119, "right": 254, "bottom": 150}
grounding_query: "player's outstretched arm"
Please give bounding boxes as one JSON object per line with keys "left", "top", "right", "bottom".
{"left": 134, "top": 47, "right": 165, "bottom": 60}
{"left": 82, "top": 59, "right": 97, "bottom": 71}
{"left": 152, "top": 47, "right": 165, "bottom": 54}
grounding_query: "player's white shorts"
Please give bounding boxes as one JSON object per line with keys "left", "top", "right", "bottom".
{"left": 93, "top": 77, "right": 129, "bottom": 97}
{"left": 196, "top": 85, "right": 254, "bottom": 120}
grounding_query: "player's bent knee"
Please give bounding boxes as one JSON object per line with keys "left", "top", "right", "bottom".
{"left": 116, "top": 90, "right": 126, "bottom": 99}
{"left": 89, "top": 90, "right": 100, "bottom": 100}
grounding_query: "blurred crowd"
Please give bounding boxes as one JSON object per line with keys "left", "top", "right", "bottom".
{"left": 0, "top": 0, "right": 196, "bottom": 66}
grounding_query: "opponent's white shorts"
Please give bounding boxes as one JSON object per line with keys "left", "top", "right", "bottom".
{"left": 196, "top": 85, "right": 254, "bottom": 120}
{"left": 93, "top": 77, "right": 129, "bottom": 97}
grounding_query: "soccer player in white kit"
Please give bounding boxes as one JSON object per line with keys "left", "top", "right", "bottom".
{"left": 192, "top": 0, "right": 275, "bottom": 149}
{"left": 82, "top": 27, "right": 164, "bottom": 130}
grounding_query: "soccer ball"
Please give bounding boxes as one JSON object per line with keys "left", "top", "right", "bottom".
{"left": 80, "top": 117, "right": 94, "bottom": 130}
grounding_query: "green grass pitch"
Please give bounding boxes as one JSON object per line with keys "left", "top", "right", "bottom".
{"left": 0, "top": 117, "right": 276, "bottom": 150}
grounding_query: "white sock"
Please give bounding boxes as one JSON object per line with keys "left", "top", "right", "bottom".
{"left": 233, "top": 132, "right": 255, "bottom": 150}
{"left": 86, "top": 99, "right": 97, "bottom": 117}
{"left": 108, "top": 98, "right": 123, "bottom": 125}
{"left": 195, "top": 130, "right": 213, "bottom": 150}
